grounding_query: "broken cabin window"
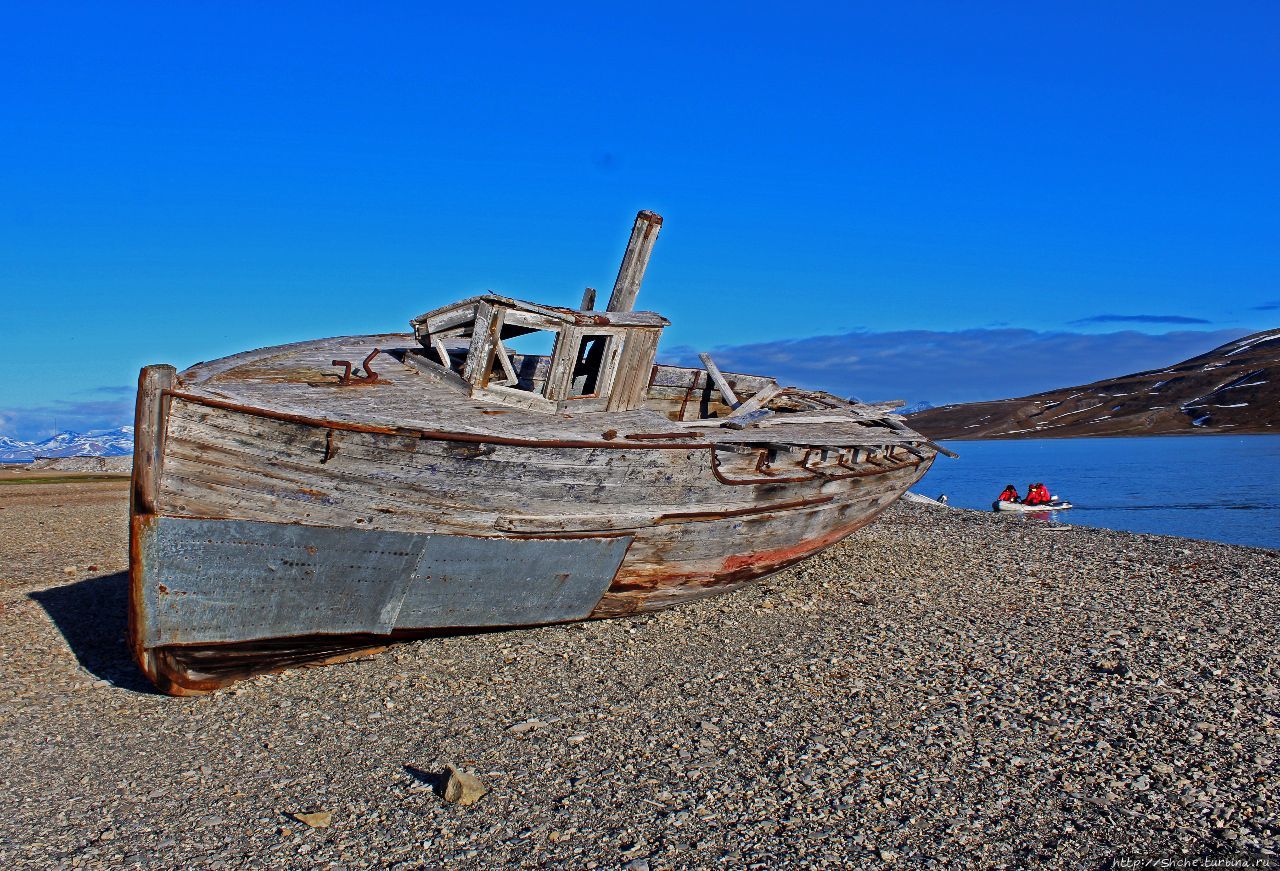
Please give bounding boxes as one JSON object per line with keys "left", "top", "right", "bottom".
{"left": 430, "top": 339, "right": 467, "bottom": 376}
{"left": 488, "top": 328, "right": 557, "bottom": 393}
{"left": 569, "top": 334, "right": 613, "bottom": 398}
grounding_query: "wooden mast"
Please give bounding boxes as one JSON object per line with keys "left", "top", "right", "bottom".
{"left": 605, "top": 210, "right": 663, "bottom": 312}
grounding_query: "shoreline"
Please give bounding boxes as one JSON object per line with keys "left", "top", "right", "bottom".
{"left": 915, "top": 429, "right": 1279, "bottom": 442}
{"left": 907, "top": 495, "right": 1280, "bottom": 554}
{"left": 2, "top": 491, "right": 1276, "bottom": 867}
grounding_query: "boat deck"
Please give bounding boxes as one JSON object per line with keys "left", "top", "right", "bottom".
{"left": 175, "top": 334, "right": 930, "bottom": 452}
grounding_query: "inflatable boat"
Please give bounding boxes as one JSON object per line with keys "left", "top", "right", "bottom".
{"left": 993, "top": 499, "right": 1072, "bottom": 513}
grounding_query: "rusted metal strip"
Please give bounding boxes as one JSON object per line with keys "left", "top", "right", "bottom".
{"left": 623, "top": 431, "right": 703, "bottom": 441}
{"left": 330, "top": 348, "right": 382, "bottom": 385}
{"left": 827, "top": 454, "right": 926, "bottom": 478}
{"left": 709, "top": 449, "right": 818, "bottom": 485}
{"left": 676, "top": 370, "right": 702, "bottom": 421}
{"left": 753, "top": 451, "right": 774, "bottom": 475}
{"left": 657, "top": 493, "right": 834, "bottom": 523}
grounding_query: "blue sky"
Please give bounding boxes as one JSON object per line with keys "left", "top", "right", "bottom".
{"left": 2, "top": 2, "right": 1277, "bottom": 438}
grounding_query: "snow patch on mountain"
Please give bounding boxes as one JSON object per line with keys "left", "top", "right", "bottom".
{"left": 0, "top": 427, "right": 134, "bottom": 463}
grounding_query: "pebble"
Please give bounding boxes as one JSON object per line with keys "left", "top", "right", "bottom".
{"left": 291, "top": 811, "right": 333, "bottom": 828}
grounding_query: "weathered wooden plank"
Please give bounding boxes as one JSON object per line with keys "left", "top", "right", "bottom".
{"left": 727, "top": 382, "right": 781, "bottom": 418}
{"left": 162, "top": 410, "right": 721, "bottom": 512}
{"left": 461, "top": 300, "right": 499, "bottom": 386}
{"left": 398, "top": 349, "right": 470, "bottom": 391}
{"left": 698, "top": 352, "right": 740, "bottom": 409}
{"left": 491, "top": 339, "right": 519, "bottom": 385}
{"left": 168, "top": 400, "right": 705, "bottom": 475}
{"left": 606, "top": 210, "right": 663, "bottom": 312}
{"left": 159, "top": 397, "right": 924, "bottom": 534}
{"left": 162, "top": 434, "right": 709, "bottom": 514}
{"left": 179, "top": 376, "right": 923, "bottom": 455}
{"left": 412, "top": 301, "right": 480, "bottom": 339}
{"left": 542, "top": 325, "right": 580, "bottom": 402}
{"left": 499, "top": 309, "right": 565, "bottom": 333}
{"left": 163, "top": 416, "right": 915, "bottom": 555}
{"left": 646, "top": 364, "right": 775, "bottom": 393}
{"left": 179, "top": 337, "right": 838, "bottom": 442}
{"left": 473, "top": 383, "right": 557, "bottom": 413}
{"left": 431, "top": 336, "right": 452, "bottom": 368}
{"left": 607, "top": 328, "right": 662, "bottom": 412}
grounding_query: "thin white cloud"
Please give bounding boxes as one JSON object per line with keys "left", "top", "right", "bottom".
{"left": 664, "top": 328, "right": 1251, "bottom": 405}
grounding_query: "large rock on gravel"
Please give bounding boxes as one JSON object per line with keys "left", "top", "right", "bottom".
{"left": 441, "top": 765, "right": 488, "bottom": 805}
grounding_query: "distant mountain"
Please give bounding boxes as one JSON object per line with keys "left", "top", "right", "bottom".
{"left": 0, "top": 436, "right": 36, "bottom": 462}
{"left": 900, "top": 401, "right": 935, "bottom": 415}
{"left": 910, "top": 328, "right": 1280, "bottom": 439}
{"left": 0, "top": 427, "right": 134, "bottom": 463}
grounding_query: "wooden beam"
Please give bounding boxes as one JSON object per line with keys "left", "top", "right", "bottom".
{"left": 543, "top": 326, "right": 581, "bottom": 401}
{"left": 132, "top": 364, "right": 175, "bottom": 515}
{"left": 698, "top": 352, "right": 739, "bottom": 408}
{"left": 580, "top": 287, "right": 596, "bottom": 311}
{"left": 606, "top": 210, "right": 663, "bottom": 312}
{"left": 431, "top": 336, "right": 451, "bottom": 368}
{"left": 462, "top": 300, "right": 500, "bottom": 387}
{"left": 501, "top": 310, "right": 565, "bottom": 332}
{"left": 927, "top": 441, "right": 959, "bottom": 459}
{"left": 415, "top": 303, "right": 478, "bottom": 336}
{"left": 400, "top": 349, "right": 471, "bottom": 391}
{"left": 606, "top": 328, "right": 661, "bottom": 412}
{"left": 492, "top": 338, "right": 519, "bottom": 385}
{"left": 727, "top": 382, "right": 781, "bottom": 418}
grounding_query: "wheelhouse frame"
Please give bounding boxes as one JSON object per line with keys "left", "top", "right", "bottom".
{"left": 408, "top": 294, "right": 669, "bottom": 413}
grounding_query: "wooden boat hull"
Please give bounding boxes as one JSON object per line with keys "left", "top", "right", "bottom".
{"left": 129, "top": 369, "right": 932, "bottom": 695}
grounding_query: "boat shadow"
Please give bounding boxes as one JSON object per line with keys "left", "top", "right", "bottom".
{"left": 28, "top": 571, "right": 160, "bottom": 695}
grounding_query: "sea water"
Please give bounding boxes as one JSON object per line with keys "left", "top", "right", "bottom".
{"left": 913, "top": 434, "right": 1280, "bottom": 550}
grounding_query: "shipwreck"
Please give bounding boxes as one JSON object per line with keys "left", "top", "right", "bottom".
{"left": 129, "top": 211, "right": 948, "bottom": 695}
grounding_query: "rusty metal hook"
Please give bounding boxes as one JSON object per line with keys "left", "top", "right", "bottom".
{"left": 331, "top": 348, "right": 381, "bottom": 385}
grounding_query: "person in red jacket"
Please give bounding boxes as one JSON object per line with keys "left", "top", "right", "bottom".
{"left": 1025, "top": 482, "right": 1051, "bottom": 505}
{"left": 998, "top": 484, "right": 1020, "bottom": 503}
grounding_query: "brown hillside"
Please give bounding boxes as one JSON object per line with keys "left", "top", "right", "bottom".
{"left": 909, "top": 328, "right": 1280, "bottom": 439}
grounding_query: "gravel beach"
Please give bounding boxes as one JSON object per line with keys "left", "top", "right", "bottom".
{"left": 1, "top": 483, "right": 1276, "bottom": 868}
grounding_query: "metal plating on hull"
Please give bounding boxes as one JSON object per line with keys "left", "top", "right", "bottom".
{"left": 139, "top": 517, "right": 631, "bottom": 646}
